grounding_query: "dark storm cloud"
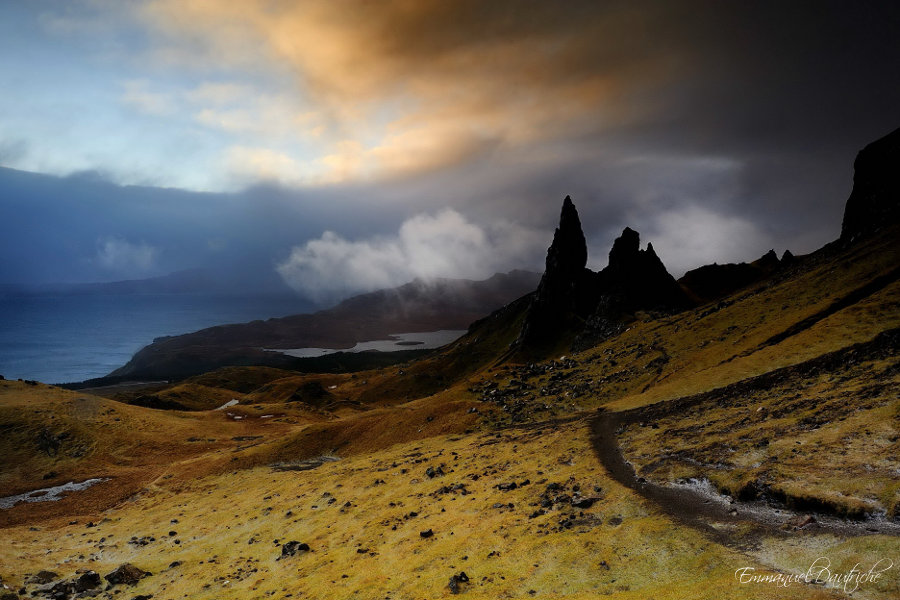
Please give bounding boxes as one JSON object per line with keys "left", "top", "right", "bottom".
{"left": 0, "top": 167, "right": 408, "bottom": 292}
{"left": 3, "top": 1, "right": 898, "bottom": 295}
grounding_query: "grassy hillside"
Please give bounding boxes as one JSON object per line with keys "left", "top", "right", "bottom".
{"left": 1, "top": 227, "right": 898, "bottom": 599}
{"left": 4, "top": 417, "right": 870, "bottom": 600}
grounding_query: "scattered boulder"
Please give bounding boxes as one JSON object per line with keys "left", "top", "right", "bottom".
{"left": 74, "top": 571, "right": 101, "bottom": 592}
{"left": 280, "top": 541, "right": 310, "bottom": 558}
{"left": 104, "top": 564, "right": 149, "bottom": 586}
{"left": 571, "top": 496, "right": 599, "bottom": 509}
{"left": 425, "top": 465, "right": 445, "bottom": 479}
{"left": 419, "top": 529, "right": 434, "bottom": 538}
{"left": 40, "top": 581, "right": 73, "bottom": 600}
{"left": 447, "top": 571, "right": 470, "bottom": 594}
{"left": 26, "top": 572, "right": 58, "bottom": 585}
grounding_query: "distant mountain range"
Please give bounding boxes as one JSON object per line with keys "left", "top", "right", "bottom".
{"left": 101, "top": 270, "right": 542, "bottom": 381}
{"left": 0, "top": 268, "right": 296, "bottom": 297}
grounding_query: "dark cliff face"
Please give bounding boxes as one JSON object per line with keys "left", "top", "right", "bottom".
{"left": 519, "top": 197, "right": 689, "bottom": 348}
{"left": 841, "top": 127, "right": 900, "bottom": 241}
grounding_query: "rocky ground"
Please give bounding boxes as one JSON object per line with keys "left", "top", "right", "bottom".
{"left": 2, "top": 417, "right": 876, "bottom": 600}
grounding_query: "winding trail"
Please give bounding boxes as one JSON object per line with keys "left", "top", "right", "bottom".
{"left": 588, "top": 406, "right": 900, "bottom": 550}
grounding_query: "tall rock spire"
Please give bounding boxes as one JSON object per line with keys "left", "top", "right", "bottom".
{"left": 545, "top": 196, "right": 588, "bottom": 277}
{"left": 518, "top": 196, "right": 591, "bottom": 345}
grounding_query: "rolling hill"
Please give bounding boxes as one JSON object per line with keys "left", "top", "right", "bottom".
{"left": 0, "top": 127, "right": 898, "bottom": 600}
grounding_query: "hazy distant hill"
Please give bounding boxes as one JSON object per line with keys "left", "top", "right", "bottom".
{"left": 0, "top": 268, "right": 300, "bottom": 298}
{"left": 105, "top": 270, "right": 541, "bottom": 381}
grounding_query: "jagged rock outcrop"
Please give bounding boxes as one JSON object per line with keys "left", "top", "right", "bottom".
{"left": 678, "top": 249, "right": 785, "bottom": 303}
{"left": 594, "top": 227, "right": 690, "bottom": 315}
{"left": 841, "top": 127, "right": 900, "bottom": 240}
{"left": 519, "top": 196, "right": 690, "bottom": 349}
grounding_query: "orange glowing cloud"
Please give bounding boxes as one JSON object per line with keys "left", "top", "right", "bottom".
{"left": 140, "top": 0, "right": 684, "bottom": 184}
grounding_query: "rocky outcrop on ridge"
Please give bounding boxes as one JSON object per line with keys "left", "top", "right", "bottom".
{"left": 519, "top": 197, "right": 690, "bottom": 348}
{"left": 841, "top": 127, "right": 900, "bottom": 240}
{"left": 678, "top": 248, "right": 785, "bottom": 303}
{"left": 592, "top": 226, "right": 689, "bottom": 316}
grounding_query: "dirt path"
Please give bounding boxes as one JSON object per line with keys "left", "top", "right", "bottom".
{"left": 588, "top": 407, "right": 900, "bottom": 550}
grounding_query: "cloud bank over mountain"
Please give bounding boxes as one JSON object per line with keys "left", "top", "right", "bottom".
{"left": 276, "top": 210, "right": 546, "bottom": 302}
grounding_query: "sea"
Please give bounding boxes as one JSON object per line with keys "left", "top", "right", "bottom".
{"left": 0, "top": 293, "right": 313, "bottom": 384}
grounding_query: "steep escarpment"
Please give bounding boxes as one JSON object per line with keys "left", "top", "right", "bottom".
{"left": 841, "top": 126, "right": 900, "bottom": 240}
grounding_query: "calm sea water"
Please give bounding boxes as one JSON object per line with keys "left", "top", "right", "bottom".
{"left": 0, "top": 293, "right": 313, "bottom": 384}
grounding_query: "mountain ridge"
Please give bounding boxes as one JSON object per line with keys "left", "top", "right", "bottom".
{"left": 103, "top": 269, "right": 541, "bottom": 382}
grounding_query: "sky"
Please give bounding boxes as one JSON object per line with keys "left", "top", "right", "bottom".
{"left": 1, "top": 0, "right": 898, "bottom": 302}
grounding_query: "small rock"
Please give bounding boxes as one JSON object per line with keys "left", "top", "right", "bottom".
{"left": 74, "top": 571, "right": 101, "bottom": 592}
{"left": 571, "top": 496, "right": 598, "bottom": 509}
{"left": 280, "top": 541, "right": 310, "bottom": 557}
{"left": 45, "top": 581, "right": 73, "bottom": 599}
{"left": 27, "top": 571, "right": 58, "bottom": 585}
{"left": 420, "top": 529, "right": 434, "bottom": 538}
{"left": 104, "top": 564, "right": 149, "bottom": 586}
{"left": 447, "top": 571, "right": 470, "bottom": 594}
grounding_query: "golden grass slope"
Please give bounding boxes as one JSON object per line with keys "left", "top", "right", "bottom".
{"left": 3, "top": 419, "right": 866, "bottom": 600}
{"left": 1, "top": 227, "right": 898, "bottom": 598}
